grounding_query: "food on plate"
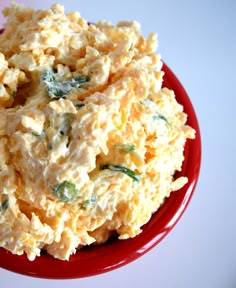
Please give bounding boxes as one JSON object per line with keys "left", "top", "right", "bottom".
{"left": 0, "top": 2, "right": 195, "bottom": 261}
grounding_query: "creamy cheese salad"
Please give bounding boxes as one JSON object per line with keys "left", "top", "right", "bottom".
{"left": 0, "top": 3, "right": 195, "bottom": 261}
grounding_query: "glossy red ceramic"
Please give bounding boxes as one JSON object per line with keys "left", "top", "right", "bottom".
{"left": 0, "top": 62, "right": 201, "bottom": 279}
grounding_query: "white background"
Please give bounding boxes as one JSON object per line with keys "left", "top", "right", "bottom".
{"left": 0, "top": 0, "right": 235, "bottom": 287}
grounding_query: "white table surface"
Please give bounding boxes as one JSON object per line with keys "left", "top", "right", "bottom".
{"left": 0, "top": 0, "right": 235, "bottom": 287}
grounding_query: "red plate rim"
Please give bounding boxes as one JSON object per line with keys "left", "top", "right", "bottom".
{"left": 0, "top": 62, "right": 201, "bottom": 279}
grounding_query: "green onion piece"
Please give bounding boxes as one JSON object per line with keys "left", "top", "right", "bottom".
{"left": 100, "top": 164, "right": 141, "bottom": 182}
{"left": 53, "top": 181, "right": 78, "bottom": 202}
{"left": 82, "top": 195, "right": 97, "bottom": 208}
{"left": 115, "top": 144, "right": 136, "bottom": 152}
{"left": 0, "top": 198, "right": 9, "bottom": 212}
{"left": 42, "top": 70, "right": 90, "bottom": 99}
{"left": 152, "top": 113, "right": 172, "bottom": 129}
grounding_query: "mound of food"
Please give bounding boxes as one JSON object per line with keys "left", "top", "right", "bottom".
{"left": 0, "top": 3, "right": 195, "bottom": 260}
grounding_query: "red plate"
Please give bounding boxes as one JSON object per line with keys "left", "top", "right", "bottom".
{"left": 0, "top": 62, "right": 201, "bottom": 279}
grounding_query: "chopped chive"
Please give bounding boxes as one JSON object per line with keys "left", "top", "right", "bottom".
{"left": 74, "top": 103, "right": 85, "bottom": 109}
{"left": 42, "top": 70, "right": 90, "bottom": 99}
{"left": 100, "top": 164, "right": 141, "bottom": 182}
{"left": 42, "top": 70, "right": 55, "bottom": 83}
{"left": 115, "top": 144, "right": 136, "bottom": 152}
{"left": 0, "top": 198, "right": 9, "bottom": 212}
{"left": 152, "top": 113, "right": 172, "bottom": 129}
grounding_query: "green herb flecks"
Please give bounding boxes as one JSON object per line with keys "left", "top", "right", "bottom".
{"left": 42, "top": 70, "right": 90, "bottom": 99}
{"left": 115, "top": 144, "right": 136, "bottom": 152}
{"left": 42, "top": 70, "right": 56, "bottom": 83}
{"left": 74, "top": 103, "right": 85, "bottom": 109}
{"left": 0, "top": 198, "right": 9, "bottom": 212}
{"left": 82, "top": 195, "right": 97, "bottom": 209}
{"left": 53, "top": 181, "right": 78, "bottom": 203}
{"left": 152, "top": 113, "right": 172, "bottom": 129}
{"left": 100, "top": 164, "right": 141, "bottom": 182}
